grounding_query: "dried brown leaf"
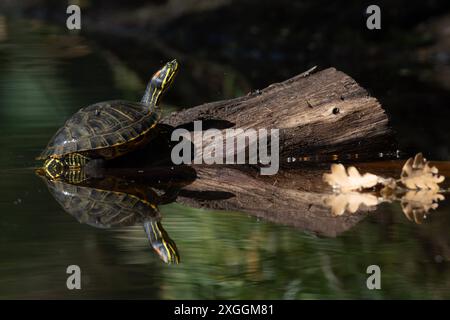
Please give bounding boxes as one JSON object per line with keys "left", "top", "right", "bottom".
{"left": 323, "top": 164, "right": 380, "bottom": 192}
{"left": 400, "top": 189, "right": 445, "bottom": 224}
{"left": 400, "top": 153, "right": 445, "bottom": 191}
{"left": 324, "top": 192, "right": 380, "bottom": 216}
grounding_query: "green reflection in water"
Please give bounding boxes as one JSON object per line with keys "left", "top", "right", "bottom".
{"left": 0, "top": 19, "right": 449, "bottom": 299}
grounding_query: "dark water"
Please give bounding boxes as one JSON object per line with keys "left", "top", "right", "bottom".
{"left": 1, "top": 19, "right": 450, "bottom": 299}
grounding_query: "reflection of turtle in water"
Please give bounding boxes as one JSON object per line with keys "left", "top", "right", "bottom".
{"left": 37, "top": 60, "right": 179, "bottom": 182}
{"left": 36, "top": 173, "right": 180, "bottom": 264}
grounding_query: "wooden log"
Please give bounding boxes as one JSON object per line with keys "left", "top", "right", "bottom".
{"left": 162, "top": 67, "right": 395, "bottom": 162}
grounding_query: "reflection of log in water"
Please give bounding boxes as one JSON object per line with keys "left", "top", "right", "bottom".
{"left": 174, "top": 162, "right": 449, "bottom": 235}
{"left": 39, "top": 164, "right": 371, "bottom": 238}
{"left": 175, "top": 165, "right": 369, "bottom": 237}
{"left": 74, "top": 162, "right": 362, "bottom": 237}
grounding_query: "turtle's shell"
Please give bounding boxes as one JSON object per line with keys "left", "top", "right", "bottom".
{"left": 38, "top": 100, "right": 161, "bottom": 160}
{"left": 43, "top": 178, "right": 160, "bottom": 229}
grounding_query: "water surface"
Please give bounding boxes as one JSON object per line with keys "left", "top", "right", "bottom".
{"left": 0, "top": 20, "right": 449, "bottom": 299}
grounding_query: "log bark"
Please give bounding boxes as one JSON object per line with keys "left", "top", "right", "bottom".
{"left": 162, "top": 67, "right": 395, "bottom": 162}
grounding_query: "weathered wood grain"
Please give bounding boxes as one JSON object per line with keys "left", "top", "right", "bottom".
{"left": 162, "top": 67, "right": 395, "bottom": 162}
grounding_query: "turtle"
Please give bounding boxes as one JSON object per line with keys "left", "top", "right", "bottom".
{"left": 36, "top": 172, "right": 180, "bottom": 264}
{"left": 38, "top": 59, "right": 179, "bottom": 180}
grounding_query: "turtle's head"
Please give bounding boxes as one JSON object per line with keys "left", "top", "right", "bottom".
{"left": 152, "top": 59, "right": 179, "bottom": 92}
{"left": 144, "top": 220, "right": 180, "bottom": 264}
{"left": 142, "top": 59, "right": 179, "bottom": 108}
{"left": 42, "top": 157, "right": 65, "bottom": 180}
